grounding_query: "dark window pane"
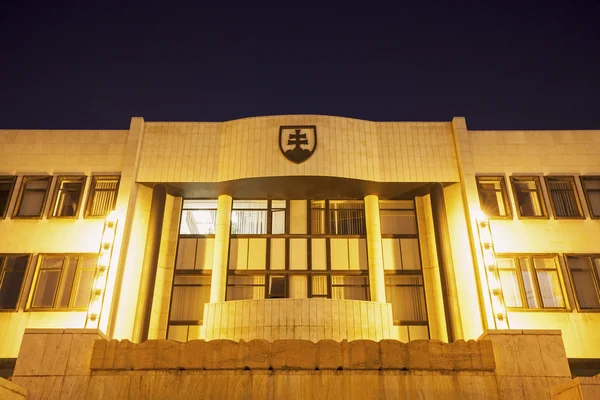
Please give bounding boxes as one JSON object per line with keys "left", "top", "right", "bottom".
{"left": 0, "top": 256, "right": 28, "bottom": 309}
{"left": 582, "top": 178, "right": 600, "bottom": 217}
{"left": 17, "top": 178, "right": 50, "bottom": 217}
{"left": 513, "top": 179, "right": 544, "bottom": 217}
{"left": 56, "top": 258, "right": 78, "bottom": 308}
{"left": 32, "top": 270, "right": 60, "bottom": 308}
{"left": 0, "top": 178, "right": 15, "bottom": 217}
{"left": 547, "top": 177, "right": 581, "bottom": 218}
{"left": 53, "top": 179, "right": 85, "bottom": 217}
{"left": 385, "top": 275, "right": 427, "bottom": 323}
{"left": 269, "top": 276, "right": 286, "bottom": 298}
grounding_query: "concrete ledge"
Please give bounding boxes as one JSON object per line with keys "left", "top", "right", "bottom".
{"left": 90, "top": 338, "right": 496, "bottom": 372}
{"left": 0, "top": 378, "right": 26, "bottom": 399}
{"left": 552, "top": 377, "right": 600, "bottom": 399}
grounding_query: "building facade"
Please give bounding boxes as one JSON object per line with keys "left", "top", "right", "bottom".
{"left": 1, "top": 115, "right": 600, "bottom": 398}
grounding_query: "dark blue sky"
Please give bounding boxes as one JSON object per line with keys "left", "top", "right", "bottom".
{"left": 1, "top": 1, "right": 599, "bottom": 130}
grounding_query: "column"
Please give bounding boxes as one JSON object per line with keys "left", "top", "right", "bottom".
{"left": 139, "top": 183, "right": 167, "bottom": 342}
{"left": 364, "top": 194, "right": 386, "bottom": 303}
{"left": 430, "top": 183, "right": 464, "bottom": 341}
{"left": 209, "top": 194, "right": 233, "bottom": 303}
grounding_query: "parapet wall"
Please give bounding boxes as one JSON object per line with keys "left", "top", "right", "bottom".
{"left": 11, "top": 329, "right": 574, "bottom": 399}
{"left": 90, "top": 338, "right": 495, "bottom": 371}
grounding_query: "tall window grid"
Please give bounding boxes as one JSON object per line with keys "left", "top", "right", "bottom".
{"left": 85, "top": 176, "right": 120, "bottom": 217}
{"left": 565, "top": 255, "right": 600, "bottom": 310}
{"left": 544, "top": 176, "right": 583, "bottom": 219}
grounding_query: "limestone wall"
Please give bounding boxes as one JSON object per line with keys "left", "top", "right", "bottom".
{"left": 11, "top": 328, "right": 575, "bottom": 399}
{"left": 136, "top": 116, "right": 460, "bottom": 183}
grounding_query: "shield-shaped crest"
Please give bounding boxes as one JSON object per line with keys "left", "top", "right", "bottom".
{"left": 279, "top": 125, "right": 317, "bottom": 164}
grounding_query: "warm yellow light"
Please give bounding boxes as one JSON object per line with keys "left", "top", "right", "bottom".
{"left": 106, "top": 210, "right": 118, "bottom": 227}
{"left": 474, "top": 209, "right": 488, "bottom": 222}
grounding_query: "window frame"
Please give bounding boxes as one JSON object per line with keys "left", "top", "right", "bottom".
{"left": 0, "top": 176, "right": 17, "bottom": 219}
{"left": 510, "top": 176, "right": 548, "bottom": 219}
{"left": 49, "top": 175, "right": 88, "bottom": 219}
{"left": 27, "top": 254, "right": 97, "bottom": 311}
{"left": 84, "top": 175, "right": 120, "bottom": 219}
{"left": 229, "top": 199, "right": 287, "bottom": 236}
{"left": 564, "top": 254, "right": 600, "bottom": 312}
{"left": 0, "top": 254, "right": 31, "bottom": 311}
{"left": 580, "top": 176, "right": 600, "bottom": 219}
{"left": 309, "top": 199, "right": 366, "bottom": 236}
{"left": 544, "top": 176, "right": 584, "bottom": 219}
{"left": 496, "top": 254, "right": 569, "bottom": 311}
{"left": 475, "top": 175, "right": 512, "bottom": 219}
{"left": 13, "top": 175, "right": 52, "bottom": 219}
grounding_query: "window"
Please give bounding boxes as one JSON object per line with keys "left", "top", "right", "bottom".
{"left": 14, "top": 176, "right": 51, "bottom": 218}
{"left": 497, "top": 255, "right": 566, "bottom": 309}
{"left": 331, "top": 275, "right": 369, "bottom": 300}
{"left": 0, "top": 176, "right": 16, "bottom": 219}
{"left": 385, "top": 275, "right": 427, "bottom": 324}
{"left": 50, "top": 176, "right": 87, "bottom": 218}
{"left": 510, "top": 176, "right": 547, "bottom": 218}
{"left": 180, "top": 200, "right": 218, "bottom": 234}
{"left": 167, "top": 274, "right": 211, "bottom": 342}
{"left": 379, "top": 200, "right": 418, "bottom": 234}
{"left": 566, "top": 255, "right": 600, "bottom": 310}
{"left": 226, "top": 275, "right": 266, "bottom": 300}
{"left": 545, "top": 176, "right": 583, "bottom": 218}
{"left": 30, "top": 255, "right": 96, "bottom": 309}
{"left": 85, "top": 176, "right": 119, "bottom": 217}
{"left": 581, "top": 176, "right": 600, "bottom": 219}
{"left": 476, "top": 176, "right": 511, "bottom": 218}
{"left": 310, "top": 200, "right": 366, "bottom": 235}
{"left": 0, "top": 255, "right": 30, "bottom": 310}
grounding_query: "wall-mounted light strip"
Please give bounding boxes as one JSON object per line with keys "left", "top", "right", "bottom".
{"left": 475, "top": 211, "right": 509, "bottom": 329}
{"left": 85, "top": 211, "right": 118, "bottom": 329}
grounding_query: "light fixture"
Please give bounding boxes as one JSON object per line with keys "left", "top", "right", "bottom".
{"left": 85, "top": 211, "right": 119, "bottom": 329}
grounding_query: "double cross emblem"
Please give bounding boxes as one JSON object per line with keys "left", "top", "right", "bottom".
{"left": 279, "top": 126, "right": 317, "bottom": 164}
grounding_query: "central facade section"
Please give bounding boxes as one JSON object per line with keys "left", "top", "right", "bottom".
{"left": 168, "top": 197, "right": 428, "bottom": 342}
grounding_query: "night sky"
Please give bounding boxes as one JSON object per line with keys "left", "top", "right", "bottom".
{"left": 1, "top": 1, "right": 599, "bottom": 130}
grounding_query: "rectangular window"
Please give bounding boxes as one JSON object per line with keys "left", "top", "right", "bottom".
{"left": 581, "top": 176, "right": 600, "bottom": 219}
{"left": 331, "top": 275, "right": 369, "bottom": 300}
{"left": 169, "top": 274, "right": 211, "bottom": 324}
{"left": 566, "top": 255, "right": 600, "bottom": 310}
{"left": 385, "top": 275, "right": 427, "bottom": 324}
{"left": 476, "top": 176, "right": 511, "bottom": 218}
{"left": 226, "top": 275, "right": 266, "bottom": 300}
{"left": 545, "top": 176, "right": 583, "bottom": 218}
{"left": 14, "top": 176, "right": 51, "bottom": 218}
{"left": 85, "top": 176, "right": 119, "bottom": 217}
{"left": 180, "top": 200, "right": 218, "bottom": 234}
{"left": 510, "top": 176, "right": 547, "bottom": 218}
{"left": 310, "top": 200, "right": 366, "bottom": 235}
{"left": 231, "top": 200, "right": 268, "bottom": 234}
{"left": 497, "top": 255, "right": 566, "bottom": 310}
{"left": 30, "top": 255, "right": 96, "bottom": 309}
{"left": 50, "top": 176, "right": 87, "bottom": 218}
{"left": 0, "top": 176, "right": 17, "bottom": 219}
{"left": 0, "top": 255, "right": 30, "bottom": 310}
{"left": 379, "top": 200, "right": 418, "bottom": 234}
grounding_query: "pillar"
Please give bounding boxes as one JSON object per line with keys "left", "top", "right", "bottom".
{"left": 139, "top": 183, "right": 167, "bottom": 342}
{"left": 430, "top": 183, "right": 464, "bottom": 341}
{"left": 364, "top": 194, "right": 386, "bottom": 303}
{"left": 209, "top": 194, "right": 233, "bottom": 303}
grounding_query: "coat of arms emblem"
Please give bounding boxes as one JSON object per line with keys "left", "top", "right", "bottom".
{"left": 279, "top": 125, "right": 317, "bottom": 164}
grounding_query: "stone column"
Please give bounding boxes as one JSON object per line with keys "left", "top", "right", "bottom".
{"left": 209, "top": 194, "right": 233, "bottom": 303}
{"left": 139, "top": 183, "right": 167, "bottom": 342}
{"left": 364, "top": 194, "right": 386, "bottom": 303}
{"left": 430, "top": 183, "right": 464, "bottom": 341}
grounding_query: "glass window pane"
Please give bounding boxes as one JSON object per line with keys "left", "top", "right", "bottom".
{"left": 571, "top": 269, "right": 600, "bottom": 309}
{"left": 380, "top": 210, "right": 417, "bottom": 234}
{"left": 329, "top": 208, "right": 365, "bottom": 235}
{"left": 170, "top": 286, "right": 210, "bottom": 321}
{"left": 269, "top": 276, "right": 286, "bottom": 298}
{"left": 41, "top": 256, "right": 64, "bottom": 270}
{"left": 288, "top": 275, "right": 306, "bottom": 299}
{"left": 176, "top": 238, "right": 196, "bottom": 270}
{"left": 195, "top": 238, "right": 214, "bottom": 270}
{"left": 53, "top": 179, "right": 85, "bottom": 217}
{"left": 180, "top": 210, "right": 217, "bottom": 234}
{"left": 311, "top": 239, "right": 327, "bottom": 270}
{"left": 400, "top": 239, "right": 421, "bottom": 270}
{"left": 32, "top": 270, "right": 60, "bottom": 308}
{"left": 56, "top": 258, "right": 78, "bottom": 308}
{"left": 499, "top": 270, "right": 523, "bottom": 308}
{"left": 536, "top": 270, "right": 565, "bottom": 308}
{"left": 0, "top": 178, "right": 15, "bottom": 216}
{"left": 379, "top": 200, "right": 414, "bottom": 210}
{"left": 73, "top": 269, "right": 95, "bottom": 308}
{"left": 311, "top": 275, "right": 328, "bottom": 297}
{"left": 167, "top": 325, "right": 188, "bottom": 342}
{"left": 331, "top": 276, "right": 368, "bottom": 300}
{"left": 310, "top": 209, "right": 326, "bottom": 234}
{"left": 0, "top": 256, "right": 28, "bottom": 309}
{"left": 270, "top": 238, "right": 286, "bottom": 270}
{"left": 248, "top": 239, "right": 267, "bottom": 270}
{"left": 477, "top": 178, "right": 508, "bottom": 217}
{"left": 513, "top": 179, "right": 544, "bottom": 217}
{"left": 18, "top": 190, "right": 46, "bottom": 216}
{"left": 289, "top": 239, "right": 307, "bottom": 270}
{"left": 88, "top": 177, "right": 119, "bottom": 217}
{"left": 533, "top": 258, "right": 558, "bottom": 270}
{"left": 547, "top": 178, "right": 581, "bottom": 217}
{"left": 383, "top": 239, "right": 402, "bottom": 270}
{"left": 233, "top": 200, "right": 268, "bottom": 209}
{"left": 231, "top": 210, "right": 267, "bottom": 234}
{"left": 519, "top": 258, "right": 540, "bottom": 308}
{"left": 182, "top": 200, "right": 218, "bottom": 209}
{"left": 271, "top": 209, "right": 286, "bottom": 234}
{"left": 385, "top": 276, "right": 427, "bottom": 323}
